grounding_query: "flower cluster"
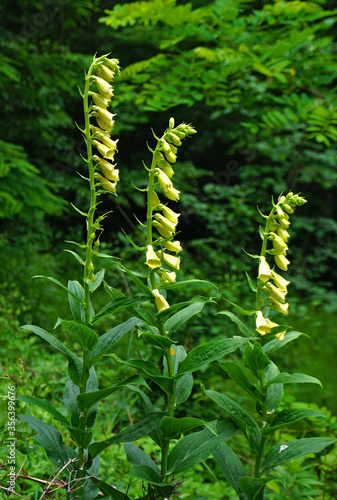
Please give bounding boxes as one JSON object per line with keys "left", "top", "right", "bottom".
{"left": 256, "top": 192, "right": 307, "bottom": 340}
{"left": 145, "top": 119, "right": 196, "bottom": 286}
{"left": 88, "top": 55, "right": 120, "bottom": 194}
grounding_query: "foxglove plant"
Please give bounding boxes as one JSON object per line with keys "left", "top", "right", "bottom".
{"left": 206, "top": 192, "right": 335, "bottom": 499}
{"left": 13, "top": 55, "right": 335, "bottom": 500}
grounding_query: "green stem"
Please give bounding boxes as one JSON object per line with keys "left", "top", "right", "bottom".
{"left": 255, "top": 212, "right": 273, "bottom": 312}
{"left": 78, "top": 60, "right": 96, "bottom": 474}
{"left": 254, "top": 371, "right": 268, "bottom": 478}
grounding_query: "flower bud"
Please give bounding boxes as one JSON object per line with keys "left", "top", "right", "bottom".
{"left": 164, "top": 240, "right": 182, "bottom": 254}
{"left": 152, "top": 289, "right": 170, "bottom": 313}
{"left": 92, "top": 76, "right": 114, "bottom": 98}
{"left": 155, "top": 168, "right": 173, "bottom": 192}
{"left": 90, "top": 92, "right": 110, "bottom": 108}
{"left": 255, "top": 311, "right": 271, "bottom": 335}
{"left": 274, "top": 254, "right": 290, "bottom": 271}
{"left": 159, "top": 205, "right": 180, "bottom": 224}
{"left": 154, "top": 214, "right": 177, "bottom": 233}
{"left": 152, "top": 220, "right": 173, "bottom": 239}
{"left": 161, "top": 163, "right": 175, "bottom": 179}
{"left": 278, "top": 218, "right": 291, "bottom": 229}
{"left": 95, "top": 174, "right": 117, "bottom": 194}
{"left": 165, "top": 150, "right": 177, "bottom": 164}
{"left": 97, "top": 65, "right": 115, "bottom": 82}
{"left": 105, "top": 58, "right": 119, "bottom": 71}
{"left": 165, "top": 186, "right": 180, "bottom": 201}
{"left": 258, "top": 256, "right": 272, "bottom": 282}
{"left": 282, "top": 203, "right": 294, "bottom": 214}
{"left": 152, "top": 190, "right": 161, "bottom": 208}
{"left": 167, "top": 132, "right": 182, "bottom": 146}
{"left": 145, "top": 245, "right": 161, "bottom": 269}
{"left": 92, "top": 140, "right": 116, "bottom": 160}
{"left": 158, "top": 269, "right": 176, "bottom": 284}
{"left": 264, "top": 283, "right": 287, "bottom": 303}
{"left": 277, "top": 227, "right": 290, "bottom": 242}
{"left": 163, "top": 253, "right": 180, "bottom": 270}
{"left": 270, "top": 270, "right": 290, "bottom": 291}
{"left": 269, "top": 232, "right": 288, "bottom": 254}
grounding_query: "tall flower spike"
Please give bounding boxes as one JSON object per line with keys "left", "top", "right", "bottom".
{"left": 145, "top": 118, "right": 196, "bottom": 282}
{"left": 85, "top": 55, "right": 120, "bottom": 194}
{"left": 255, "top": 191, "right": 307, "bottom": 340}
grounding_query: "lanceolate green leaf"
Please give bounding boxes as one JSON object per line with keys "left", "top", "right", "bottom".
{"left": 220, "top": 362, "right": 264, "bottom": 404}
{"left": 160, "top": 279, "right": 218, "bottom": 290}
{"left": 205, "top": 389, "right": 261, "bottom": 454}
{"left": 262, "top": 408, "right": 325, "bottom": 435}
{"left": 117, "top": 264, "right": 153, "bottom": 296}
{"left": 167, "top": 419, "right": 237, "bottom": 474}
{"left": 266, "top": 372, "right": 322, "bottom": 388}
{"left": 263, "top": 331, "right": 305, "bottom": 354}
{"left": 218, "top": 311, "right": 253, "bottom": 336}
{"left": 17, "top": 396, "right": 68, "bottom": 425}
{"left": 89, "top": 317, "right": 140, "bottom": 366}
{"left": 262, "top": 437, "right": 336, "bottom": 470}
{"left": 177, "top": 337, "right": 248, "bottom": 377}
{"left": 161, "top": 417, "right": 204, "bottom": 440}
{"left": 238, "top": 476, "right": 269, "bottom": 500}
{"left": 124, "top": 443, "right": 160, "bottom": 473}
{"left": 164, "top": 300, "right": 208, "bottom": 334}
{"left": 264, "top": 362, "right": 283, "bottom": 413}
{"left": 77, "top": 376, "right": 144, "bottom": 412}
{"left": 60, "top": 320, "right": 99, "bottom": 351}
{"left": 68, "top": 280, "right": 86, "bottom": 323}
{"left": 20, "top": 325, "right": 82, "bottom": 385}
{"left": 89, "top": 412, "right": 164, "bottom": 459}
{"left": 110, "top": 355, "right": 174, "bottom": 395}
{"left": 91, "top": 477, "right": 131, "bottom": 500}
{"left": 213, "top": 443, "right": 247, "bottom": 496}
{"left": 92, "top": 296, "right": 149, "bottom": 324}
{"left": 19, "top": 415, "right": 77, "bottom": 466}
{"left": 33, "top": 275, "right": 83, "bottom": 304}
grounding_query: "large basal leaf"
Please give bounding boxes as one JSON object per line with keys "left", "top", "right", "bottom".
{"left": 164, "top": 299, "right": 210, "bottom": 334}
{"left": 266, "top": 372, "right": 322, "bottom": 388}
{"left": 89, "top": 412, "right": 164, "bottom": 459}
{"left": 89, "top": 317, "right": 140, "bottom": 367}
{"left": 161, "top": 416, "right": 204, "bottom": 440}
{"left": 60, "top": 320, "right": 98, "bottom": 351}
{"left": 262, "top": 408, "right": 325, "bottom": 435}
{"left": 205, "top": 389, "right": 261, "bottom": 454}
{"left": 167, "top": 419, "right": 237, "bottom": 475}
{"left": 220, "top": 362, "right": 264, "bottom": 404}
{"left": 262, "top": 437, "right": 336, "bottom": 470}
{"left": 263, "top": 331, "right": 305, "bottom": 354}
{"left": 213, "top": 443, "right": 247, "bottom": 496}
{"left": 19, "top": 415, "right": 77, "bottom": 466}
{"left": 21, "top": 325, "right": 82, "bottom": 385}
{"left": 177, "top": 337, "right": 248, "bottom": 377}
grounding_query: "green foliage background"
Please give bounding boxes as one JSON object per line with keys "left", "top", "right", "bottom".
{"left": 1, "top": 1, "right": 337, "bottom": 496}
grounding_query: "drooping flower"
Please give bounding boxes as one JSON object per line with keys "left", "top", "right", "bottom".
{"left": 263, "top": 282, "right": 287, "bottom": 303}
{"left": 255, "top": 311, "right": 271, "bottom": 335}
{"left": 163, "top": 253, "right": 180, "bottom": 270}
{"left": 274, "top": 254, "right": 290, "bottom": 271}
{"left": 258, "top": 256, "right": 272, "bottom": 283}
{"left": 152, "top": 289, "right": 170, "bottom": 313}
{"left": 164, "top": 240, "right": 183, "bottom": 254}
{"left": 95, "top": 173, "right": 117, "bottom": 194}
{"left": 145, "top": 245, "right": 161, "bottom": 270}
{"left": 268, "top": 297, "right": 289, "bottom": 315}
{"left": 270, "top": 270, "right": 290, "bottom": 291}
